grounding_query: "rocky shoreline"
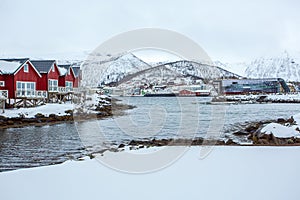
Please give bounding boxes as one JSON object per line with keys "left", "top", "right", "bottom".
{"left": 212, "top": 95, "right": 300, "bottom": 104}
{"left": 0, "top": 100, "right": 136, "bottom": 129}
{"left": 102, "top": 116, "right": 300, "bottom": 153}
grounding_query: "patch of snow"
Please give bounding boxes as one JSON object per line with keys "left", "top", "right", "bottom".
{"left": 1, "top": 103, "right": 74, "bottom": 118}
{"left": 214, "top": 61, "right": 247, "bottom": 77}
{"left": 0, "top": 60, "right": 21, "bottom": 74}
{"left": 261, "top": 122, "right": 300, "bottom": 138}
{"left": 261, "top": 112, "right": 300, "bottom": 138}
{"left": 1, "top": 146, "right": 300, "bottom": 200}
{"left": 57, "top": 66, "right": 68, "bottom": 76}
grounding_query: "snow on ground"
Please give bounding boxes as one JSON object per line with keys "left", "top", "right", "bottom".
{"left": 261, "top": 113, "right": 300, "bottom": 138}
{"left": 1, "top": 146, "right": 300, "bottom": 200}
{"left": 265, "top": 93, "right": 300, "bottom": 101}
{"left": 1, "top": 103, "right": 74, "bottom": 118}
{"left": 261, "top": 123, "right": 300, "bottom": 138}
{"left": 223, "top": 93, "right": 300, "bottom": 101}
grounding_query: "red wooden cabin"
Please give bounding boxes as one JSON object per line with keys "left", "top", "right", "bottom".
{"left": 31, "top": 60, "right": 60, "bottom": 99}
{"left": 71, "top": 66, "right": 81, "bottom": 88}
{"left": 57, "top": 64, "right": 76, "bottom": 93}
{"left": 0, "top": 58, "right": 45, "bottom": 101}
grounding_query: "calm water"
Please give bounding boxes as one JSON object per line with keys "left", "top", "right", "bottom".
{"left": 0, "top": 97, "right": 299, "bottom": 172}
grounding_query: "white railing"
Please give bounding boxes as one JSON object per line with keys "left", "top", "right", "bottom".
{"left": 58, "top": 87, "right": 73, "bottom": 93}
{"left": 15, "top": 90, "right": 47, "bottom": 98}
{"left": 0, "top": 90, "right": 8, "bottom": 99}
{"left": 73, "top": 87, "right": 79, "bottom": 93}
{"left": 48, "top": 86, "right": 58, "bottom": 92}
{"left": 36, "top": 91, "right": 47, "bottom": 98}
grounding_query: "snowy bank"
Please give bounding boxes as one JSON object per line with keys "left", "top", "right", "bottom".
{"left": 217, "top": 93, "right": 300, "bottom": 103}
{"left": 261, "top": 113, "right": 300, "bottom": 138}
{"left": 1, "top": 146, "right": 300, "bottom": 200}
{"left": 1, "top": 103, "right": 74, "bottom": 118}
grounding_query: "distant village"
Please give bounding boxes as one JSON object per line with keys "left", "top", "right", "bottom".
{"left": 0, "top": 58, "right": 300, "bottom": 112}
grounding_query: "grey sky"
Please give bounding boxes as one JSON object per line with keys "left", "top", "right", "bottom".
{"left": 0, "top": 0, "right": 299, "bottom": 62}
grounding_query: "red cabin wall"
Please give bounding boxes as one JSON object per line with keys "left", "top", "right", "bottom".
{"left": 48, "top": 64, "right": 60, "bottom": 79}
{"left": 37, "top": 74, "right": 48, "bottom": 91}
{"left": 58, "top": 76, "right": 66, "bottom": 87}
{"left": 38, "top": 63, "right": 60, "bottom": 91}
{"left": 12, "top": 61, "right": 41, "bottom": 99}
{"left": 0, "top": 74, "right": 14, "bottom": 98}
{"left": 0, "top": 75, "right": 5, "bottom": 90}
{"left": 74, "top": 77, "right": 79, "bottom": 88}
{"left": 59, "top": 68, "right": 75, "bottom": 87}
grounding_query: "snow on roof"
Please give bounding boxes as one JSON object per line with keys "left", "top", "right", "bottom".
{"left": 0, "top": 60, "right": 22, "bottom": 74}
{"left": 57, "top": 66, "right": 68, "bottom": 76}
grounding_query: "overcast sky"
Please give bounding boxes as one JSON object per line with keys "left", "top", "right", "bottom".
{"left": 0, "top": 0, "right": 300, "bottom": 62}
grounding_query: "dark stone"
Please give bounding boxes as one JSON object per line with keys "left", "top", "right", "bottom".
{"left": 118, "top": 144, "right": 125, "bottom": 148}
{"left": 7, "top": 120, "right": 14, "bottom": 125}
{"left": 277, "top": 118, "right": 286, "bottom": 123}
{"left": 35, "top": 113, "right": 45, "bottom": 118}
{"left": 257, "top": 139, "right": 269, "bottom": 145}
{"left": 233, "top": 130, "right": 249, "bottom": 136}
{"left": 270, "top": 134, "right": 279, "bottom": 145}
{"left": 287, "top": 116, "right": 295, "bottom": 124}
{"left": 65, "top": 110, "right": 73, "bottom": 115}
{"left": 245, "top": 123, "right": 260, "bottom": 133}
{"left": 225, "top": 139, "right": 237, "bottom": 145}
{"left": 49, "top": 114, "right": 57, "bottom": 118}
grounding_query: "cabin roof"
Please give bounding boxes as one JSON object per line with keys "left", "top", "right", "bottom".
{"left": 30, "top": 60, "right": 56, "bottom": 73}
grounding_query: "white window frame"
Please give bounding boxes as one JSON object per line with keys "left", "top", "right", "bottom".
{"left": 16, "top": 81, "right": 36, "bottom": 97}
{"left": 65, "top": 81, "right": 73, "bottom": 92}
{"left": 23, "top": 64, "right": 29, "bottom": 73}
{"left": 66, "top": 81, "right": 73, "bottom": 88}
{"left": 48, "top": 79, "right": 58, "bottom": 92}
{"left": 0, "top": 81, "right": 5, "bottom": 87}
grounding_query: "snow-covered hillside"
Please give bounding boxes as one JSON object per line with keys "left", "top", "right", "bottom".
{"left": 81, "top": 53, "right": 152, "bottom": 87}
{"left": 164, "top": 61, "right": 241, "bottom": 80}
{"left": 214, "top": 61, "right": 247, "bottom": 77}
{"left": 81, "top": 52, "right": 241, "bottom": 87}
{"left": 245, "top": 53, "right": 300, "bottom": 82}
{"left": 215, "top": 52, "right": 300, "bottom": 82}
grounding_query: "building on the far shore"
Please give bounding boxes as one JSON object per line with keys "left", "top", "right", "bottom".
{"left": 213, "top": 78, "right": 290, "bottom": 95}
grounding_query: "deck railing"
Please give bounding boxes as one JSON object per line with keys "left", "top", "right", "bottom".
{"left": 0, "top": 90, "right": 8, "bottom": 99}
{"left": 58, "top": 87, "right": 73, "bottom": 93}
{"left": 48, "top": 86, "right": 58, "bottom": 92}
{"left": 15, "top": 90, "right": 47, "bottom": 98}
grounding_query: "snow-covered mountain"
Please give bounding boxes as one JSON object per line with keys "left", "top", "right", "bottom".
{"left": 164, "top": 61, "right": 241, "bottom": 80}
{"left": 213, "top": 61, "right": 247, "bottom": 77}
{"left": 81, "top": 52, "right": 241, "bottom": 87}
{"left": 81, "top": 53, "right": 152, "bottom": 87}
{"left": 215, "top": 52, "right": 300, "bottom": 82}
{"left": 245, "top": 53, "right": 300, "bottom": 82}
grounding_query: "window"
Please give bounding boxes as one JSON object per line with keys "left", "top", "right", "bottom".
{"left": 66, "top": 81, "right": 73, "bottom": 88}
{"left": 65, "top": 81, "right": 73, "bottom": 92}
{"left": 16, "top": 81, "right": 35, "bottom": 97}
{"left": 23, "top": 64, "right": 29, "bottom": 72}
{"left": 0, "top": 81, "right": 4, "bottom": 87}
{"left": 48, "top": 79, "right": 58, "bottom": 92}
